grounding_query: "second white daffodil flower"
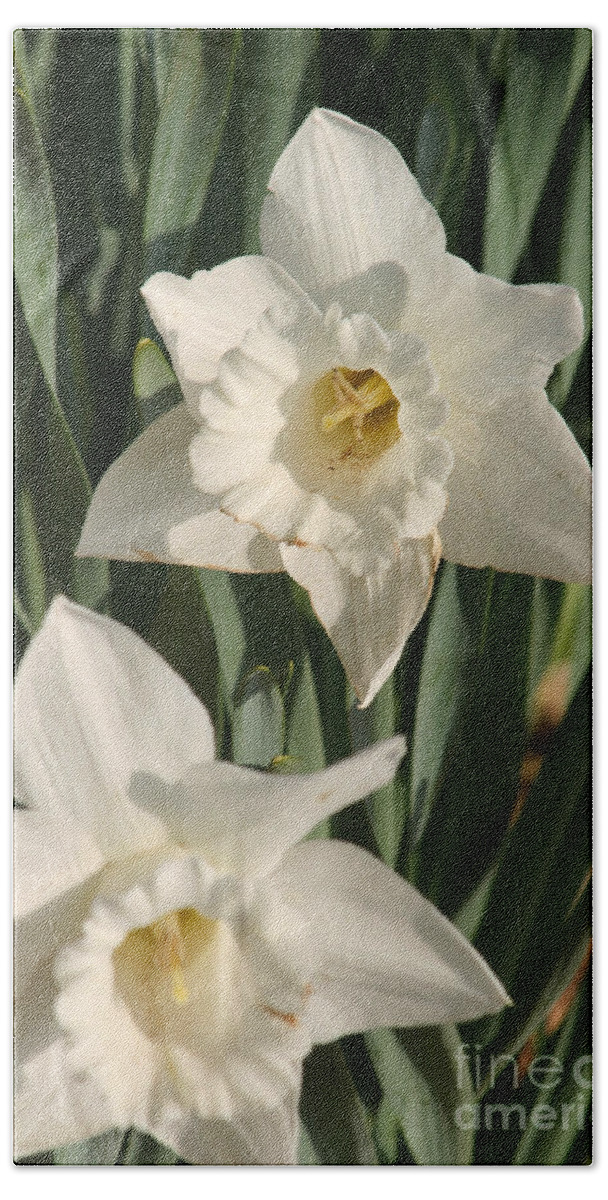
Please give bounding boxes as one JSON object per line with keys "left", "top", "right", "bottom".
{"left": 78, "top": 108, "right": 591, "bottom": 706}
{"left": 15, "top": 598, "right": 509, "bottom": 1165}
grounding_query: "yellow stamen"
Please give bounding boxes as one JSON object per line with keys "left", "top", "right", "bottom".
{"left": 355, "top": 371, "right": 396, "bottom": 413}
{"left": 322, "top": 367, "right": 397, "bottom": 433}
{"left": 171, "top": 966, "right": 189, "bottom": 1006}
{"left": 151, "top": 913, "right": 190, "bottom": 1005}
{"left": 314, "top": 366, "right": 401, "bottom": 470}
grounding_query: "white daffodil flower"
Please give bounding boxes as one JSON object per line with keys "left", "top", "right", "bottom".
{"left": 78, "top": 110, "right": 591, "bottom": 709}
{"left": 14, "top": 597, "right": 509, "bottom": 1165}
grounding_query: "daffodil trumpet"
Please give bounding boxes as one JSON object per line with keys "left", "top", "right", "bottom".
{"left": 14, "top": 598, "right": 510, "bottom": 1164}
{"left": 78, "top": 108, "right": 591, "bottom": 707}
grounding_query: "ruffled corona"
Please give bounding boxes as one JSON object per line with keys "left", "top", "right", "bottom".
{"left": 14, "top": 599, "right": 510, "bottom": 1163}
{"left": 78, "top": 108, "right": 591, "bottom": 706}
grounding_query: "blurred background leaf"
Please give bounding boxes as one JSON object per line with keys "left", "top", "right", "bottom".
{"left": 143, "top": 29, "right": 239, "bottom": 275}
{"left": 14, "top": 41, "right": 58, "bottom": 399}
{"left": 550, "top": 116, "right": 592, "bottom": 410}
{"left": 368, "top": 1024, "right": 476, "bottom": 1164}
{"left": 301, "top": 1043, "right": 378, "bottom": 1165}
{"left": 472, "top": 672, "right": 591, "bottom": 1046}
{"left": 53, "top": 1130, "right": 125, "bottom": 1165}
{"left": 239, "top": 29, "right": 318, "bottom": 253}
{"left": 483, "top": 29, "right": 591, "bottom": 281}
{"left": 231, "top": 666, "right": 285, "bottom": 768}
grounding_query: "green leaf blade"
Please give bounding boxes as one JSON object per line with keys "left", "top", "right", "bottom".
{"left": 232, "top": 667, "right": 285, "bottom": 768}
{"left": 301, "top": 1043, "right": 378, "bottom": 1165}
{"left": 239, "top": 29, "right": 318, "bottom": 253}
{"left": 14, "top": 55, "right": 58, "bottom": 398}
{"left": 367, "top": 1025, "right": 475, "bottom": 1165}
{"left": 483, "top": 30, "right": 591, "bottom": 281}
{"left": 143, "top": 30, "right": 239, "bottom": 272}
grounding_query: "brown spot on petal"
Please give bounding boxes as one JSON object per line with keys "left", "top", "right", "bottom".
{"left": 302, "top": 983, "right": 314, "bottom": 1000}
{"left": 133, "top": 548, "right": 162, "bottom": 563}
{"left": 262, "top": 1005, "right": 299, "bottom": 1027}
{"left": 317, "top": 790, "right": 332, "bottom": 804}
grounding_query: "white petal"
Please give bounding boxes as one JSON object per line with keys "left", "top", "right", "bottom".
{"left": 131, "top": 738, "right": 406, "bottom": 876}
{"left": 218, "top": 464, "right": 373, "bottom": 573}
{"left": 141, "top": 256, "right": 306, "bottom": 414}
{"left": 440, "top": 388, "right": 591, "bottom": 582}
{"left": 260, "top": 107, "right": 445, "bottom": 296}
{"left": 224, "top": 1087, "right": 301, "bottom": 1164}
{"left": 407, "top": 252, "right": 584, "bottom": 404}
{"left": 274, "top": 840, "right": 511, "bottom": 1042}
{"left": 14, "top": 1039, "right": 112, "bottom": 1161}
{"left": 14, "top": 872, "right": 97, "bottom": 1069}
{"left": 77, "top": 404, "right": 283, "bottom": 572}
{"left": 14, "top": 805, "right": 102, "bottom": 919}
{"left": 322, "top": 260, "right": 408, "bottom": 331}
{"left": 334, "top": 309, "right": 392, "bottom": 368}
{"left": 388, "top": 333, "right": 448, "bottom": 429}
{"left": 397, "top": 241, "right": 589, "bottom": 582}
{"left": 14, "top": 597, "right": 216, "bottom": 862}
{"left": 281, "top": 535, "right": 441, "bottom": 707}
{"left": 150, "top": 1088, "right": 301, "bottom": 1165}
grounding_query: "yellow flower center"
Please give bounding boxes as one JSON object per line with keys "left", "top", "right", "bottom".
{"left": 113, "top": 907, "right": 219, "bottom": 1039}
{"left": 315, "top": 367, "right": 401, "bottom": 470}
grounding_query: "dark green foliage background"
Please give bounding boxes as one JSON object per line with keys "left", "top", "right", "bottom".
{"left": 14, "top": 28, "right": 592, "bottom": 1166}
